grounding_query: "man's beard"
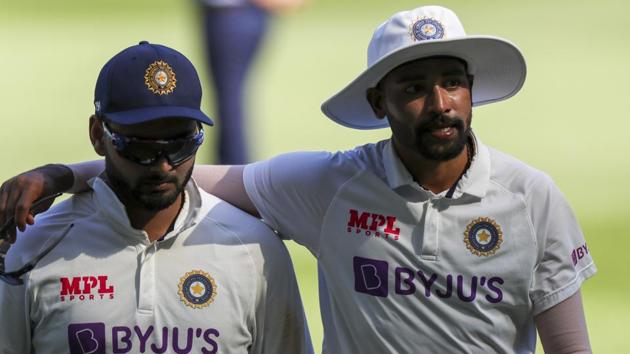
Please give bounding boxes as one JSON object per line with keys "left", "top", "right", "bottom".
{"left": 415, "top": 113, "right": 471, "bottom": 161}
{"left": 105, "top": 159, "right": 193, "bottom": 211}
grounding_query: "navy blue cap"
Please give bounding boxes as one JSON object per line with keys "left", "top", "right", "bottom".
{"left": 94, "top": 41, "right": 213, "bottom": 126}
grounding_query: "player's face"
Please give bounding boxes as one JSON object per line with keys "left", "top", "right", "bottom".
{"left": 101, "top": 118, "right": 198, "bottom": 211}
{"left": 370, "top": 57, "right": 472, "bottom": 161}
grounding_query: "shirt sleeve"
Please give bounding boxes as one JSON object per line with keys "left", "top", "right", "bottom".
{"left": 250, "top": 229, "right": 314, "bottom": 354}
{"left": 527, "top": 174, "right": 596, "bottom": 315}
{"left": 243, "top": 151, "right": 354, "bottom": 256}
{"left": 0, "top": 254, "right": 32, "bottom": 353}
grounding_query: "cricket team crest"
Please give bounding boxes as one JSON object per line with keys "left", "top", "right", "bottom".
{"left": 178, "top": 270, "right": 217, "bottom": 309}
{"left": 411, "top": 17, "right": 445, "bottom": 41}
{"left": 464, "top": 217, "right": 503, "bottom": 256}
{"left": 144, "top": 60, "right": 177, "bottom": 95}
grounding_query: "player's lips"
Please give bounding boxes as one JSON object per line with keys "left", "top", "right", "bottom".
{"left": 417, "top": 115, "right": 464, "bottom": 140}
{"left": 430, "top": 126, "right": 457, "bottom": 139}
{"left": 138, "top": 178, "right": 177, "bottom": 192}
{"left": 419, "top": 123, "right": 460, "bottom": 140}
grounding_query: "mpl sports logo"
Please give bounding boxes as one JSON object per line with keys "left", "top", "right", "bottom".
{"left": 67, "top": 322, "right": 220, "bottom": 354}
{"left": 346, "top": 209, "right": 401, "bottom": 241}
{"left": 60, "top": 275, "right": 115, "bottom": 302}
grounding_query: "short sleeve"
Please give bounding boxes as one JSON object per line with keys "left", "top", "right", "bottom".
{"left": 243, "top": 151, "right": 355, "bottom": 256}
{"left": 0, "top": 251, "right": 32, "bottom": 353}
{"left": 250, "top": 230, "right": 314, "bottom": 354}
{"left": 528, "top": 175, "right": 596, "bottom": 315}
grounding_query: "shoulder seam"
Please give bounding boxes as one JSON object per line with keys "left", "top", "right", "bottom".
{"left": 318, "top": 168, "right": 368, "bottom": 257}
{"left": 203, "top": 215, "right": 260, "bottom": 328}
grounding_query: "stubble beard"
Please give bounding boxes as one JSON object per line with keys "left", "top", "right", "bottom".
{"left": 415, "top": 113, "right": 472, "bottom": 161}
{"left": 105, "top": 159, "right": 193, "bottom": 211}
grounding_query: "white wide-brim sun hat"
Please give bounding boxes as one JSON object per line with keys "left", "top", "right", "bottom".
{"left": 321, "top": 5, "right": 527, "bottom": 130}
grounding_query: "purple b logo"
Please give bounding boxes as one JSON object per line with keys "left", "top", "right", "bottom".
{"left": 68, "top": 323, "right": 106, "bottom": 354}
{"left": 353, "top": 256, "right": 389, "bottom": 297}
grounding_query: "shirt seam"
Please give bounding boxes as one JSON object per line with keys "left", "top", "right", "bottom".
{"left": 205, "top": 216, "right": 259, "bottom": 339}
{"left": 317, "top": 168, "right": 369, "bottom": 258}
{"left": 487, "top": 178, "right": 537, "bottom": 247}
{"left": 531, "top": 261, "right": 596, "bottom": 315}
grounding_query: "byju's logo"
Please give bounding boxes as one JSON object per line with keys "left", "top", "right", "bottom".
{"left": 353, "top": 256, "right": 505, "bottom": 303}
{"left": 67, "top": 323, "right": 221, "bottom": 353}
{"left": 353, "top": 257, "right": 389, "bottom": 297}
{"left": 68, "top": 323, "right": 106, "bottom": 354}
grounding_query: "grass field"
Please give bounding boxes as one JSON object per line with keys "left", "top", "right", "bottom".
{"left": 1, "top": 0, "right": 629, "bottom": 352}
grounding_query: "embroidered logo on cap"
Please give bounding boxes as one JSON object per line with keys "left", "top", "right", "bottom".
{"left": 411, "top": 17, "right": 445, "bottom": 41}
{"left": 178, "top": 270, "right": 217, "bottom": 309}
{"left": 144, "top": 60, "right": 177, "bottom": 95}
{"left": 464, "top": 217, "right": 503, "bottom": 256}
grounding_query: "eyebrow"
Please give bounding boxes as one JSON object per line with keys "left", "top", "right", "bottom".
{"left": 396, "top": 69, "right": 467, "bottom": 83}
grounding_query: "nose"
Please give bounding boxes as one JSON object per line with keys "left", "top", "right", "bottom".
{"left": 149, "top": 154, "right": 175, "bottom": 172}
{"left": 428, "top": 85, "right": 451, "bottom": 114}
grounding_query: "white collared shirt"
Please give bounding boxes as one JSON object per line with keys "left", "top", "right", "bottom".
{"left": 1, "top": 178, "right": 312, "bottom": 354}
{"left": 244, "top": 136, "right": 596, "bottom": 354}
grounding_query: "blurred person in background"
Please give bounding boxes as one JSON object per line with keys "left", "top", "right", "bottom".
{"left": 199, "top": 0, "right": 304, "bottom": 164}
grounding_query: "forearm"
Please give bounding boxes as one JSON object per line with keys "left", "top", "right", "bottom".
{"left": 36, "top": 163, "right": 74, "bottom": 194}
{"left": 535, "top": 291, "right": 592, "bottom": 354}
{"left": 192, "top": 165, "right": 258, "bottom": 216}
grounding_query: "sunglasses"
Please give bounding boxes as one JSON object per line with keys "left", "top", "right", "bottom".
{"left": 0, "top": 193, "right": 67, "bottom": 286}
{"left": 102, "top": 122, "right": 204, "bottom": 167}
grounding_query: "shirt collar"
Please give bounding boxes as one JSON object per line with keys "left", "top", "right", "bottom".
{"left": 89, "top": 176, "right": 202, "bottom": 243}
{"left": 382, "top": 132, "right": 490, "bottom": 199}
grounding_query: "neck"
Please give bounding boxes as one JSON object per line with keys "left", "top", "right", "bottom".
{"left": 393, "top": 139, "right": 470, "bottom": 195}
{"left": 102, "top": 175, "right": 184, "bottom": 242}
{"left": 125, "top": 194, "right": 184, "bottom": 242}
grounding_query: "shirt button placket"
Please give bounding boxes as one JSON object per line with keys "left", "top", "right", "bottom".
{"left": 420, "top": 198, "right": 440, "bottom": 261}
{"left": 136, "top": 242, "right": 157, "bottom": 315}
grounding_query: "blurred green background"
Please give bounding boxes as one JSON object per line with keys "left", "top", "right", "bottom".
{"left": 1, "top": 0, "right": 628, "bottom": 352}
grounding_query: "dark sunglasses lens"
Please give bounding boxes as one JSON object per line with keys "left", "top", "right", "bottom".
{"left": 165, "top": 139, "right": 202, "bottom": 165}
{"left": 115, "top": 130, "right": 203, "bottom": 166}
{"left": 126, "top": 142, "right": 160, "bottom": 161}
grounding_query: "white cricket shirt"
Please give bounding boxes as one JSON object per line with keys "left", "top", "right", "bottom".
{"left": 244, "top": 136, "right": 596, "bottom": 354}
{"left": 0, "top": 178, "right": 312, "bottom": 354}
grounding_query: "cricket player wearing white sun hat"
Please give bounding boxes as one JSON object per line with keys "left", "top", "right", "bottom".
{"left": 0, "top": 5, "right": 596, "bottom": 354}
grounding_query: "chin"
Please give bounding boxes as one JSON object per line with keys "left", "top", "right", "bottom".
{"left": 135, "top": 190, "right": 181, "bottom": 211}
{"left": 417, "top": 140, "right": 466, "bottom": 161}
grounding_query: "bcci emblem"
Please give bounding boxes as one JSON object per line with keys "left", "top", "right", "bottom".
{"left": 464, "top": 217, "right": 503, "bottom": 257}
{"left": 144, "top": 60, "right": 177, "bottom": 95}
{"left": 178, "top": 270, "right": 217, "bottom": 309}
{"left": 411, "top": 17, "right": 445, "bottom": 41}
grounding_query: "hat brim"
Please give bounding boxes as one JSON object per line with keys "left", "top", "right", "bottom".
{"left": 103, "top": 106, "right": 214, "bottom": 126}
{"left": 321, "top": 35, "right": 526, "bottom": 130}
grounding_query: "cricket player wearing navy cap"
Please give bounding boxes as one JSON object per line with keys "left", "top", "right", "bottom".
{"left": 0, "top": 41, "right": 312, "bottom": 353}
{"left": 1, "top": 5, "right": 594, "bottom": 354}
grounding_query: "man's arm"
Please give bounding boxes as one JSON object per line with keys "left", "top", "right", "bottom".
{"left": 0, "top": 161, "right": 257, "bottom": 241}
{"left": 0, "top": 163, "right": 74, "bottom": 242}
{"left": 535, "top": 291, "right": 592, "bottom": 354}
{"left": 191, "top": 165, "right": 257, "bottom": 216}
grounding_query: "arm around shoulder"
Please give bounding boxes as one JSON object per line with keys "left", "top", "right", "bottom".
{"left": 192, "top": 165, "right": 258, "bottom": 216}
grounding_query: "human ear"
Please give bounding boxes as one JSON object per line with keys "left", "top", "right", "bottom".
{"left": 89, "top": 115, "right": 106, "bottom": 156}
{"left": 366, "top": 87, "right": 387, "bottom": 119}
